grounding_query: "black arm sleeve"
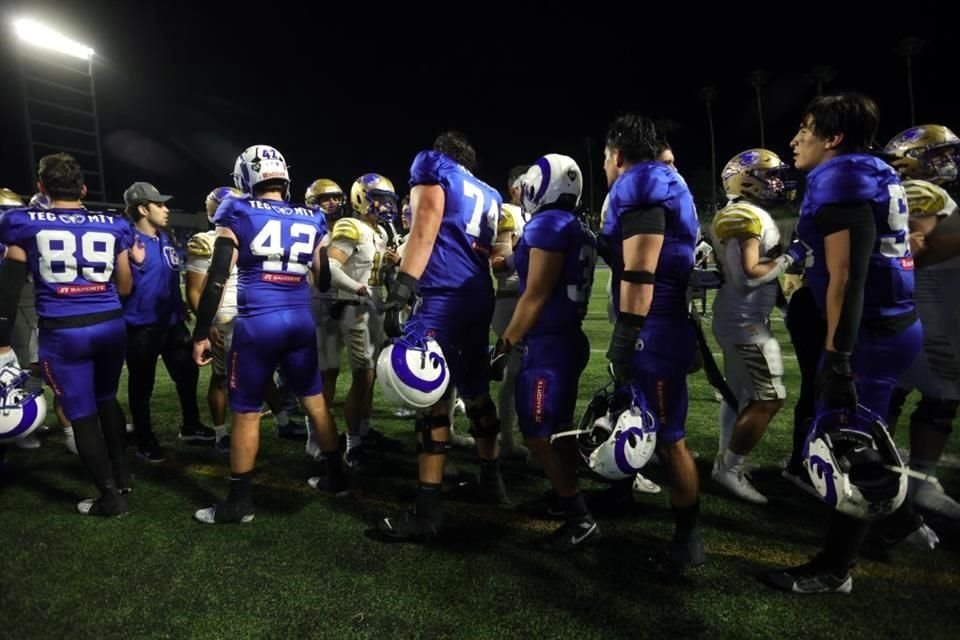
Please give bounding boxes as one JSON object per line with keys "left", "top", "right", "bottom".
{"left": 314, "top": 245, "right": 332, "bottom": 292}
{"left": 0, "top": 259, "right": 28, "bottom": 345}
{"left": 192, "top": 236, "right": 236, "bottom": 342}
{"left": 814, "top": 202, "right": 876, "bottom": 353}
{"left": 621, "top": 206, "right": 666, "bottom": 239}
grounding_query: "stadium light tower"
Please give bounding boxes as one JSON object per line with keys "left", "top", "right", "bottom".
{"left": 11, "top": 17, "right": 108, "bottom": 202}
{"left": 13, "top": 18, "right": 94, "bottom": 59}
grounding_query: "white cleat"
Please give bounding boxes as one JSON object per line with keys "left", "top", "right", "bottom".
{"left": 914, "top": 478, "right": 960, "bottom": 520}
{"left": 632, "top": 473, "right": 661, "bottom": 495}
{"left": 904, "top": 522, "right": 940, "bottom": 550}
{"left": 712, "top": 456, "right": 768, "bottom": 505}
{"left": 450, "top": 430, "right": 475, "bottom": 448}
{"left": 454, "top": 398, "right": 466, "bottom": 416}
{"left": 14, "top": 434, "right": 40, "bottom": 449}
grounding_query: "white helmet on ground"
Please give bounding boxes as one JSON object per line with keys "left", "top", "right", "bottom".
{"left": 520, "top": 154, "right": 582, "bottom": 217}
{"left": 377, "top": 326, "right": 450, "bottom": 410}
{"left": 0, "top": 366, "right": 47, "bottom": 443}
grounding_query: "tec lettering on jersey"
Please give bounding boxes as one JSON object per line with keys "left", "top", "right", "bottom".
{"left": 262, "top": 273, "right": 305, "bottom": 284}
{"left": 533, "top": 377, "right": 548, "bottom": 424}
{"left": 57, "top": 283, "right": 107, "bottom": 295}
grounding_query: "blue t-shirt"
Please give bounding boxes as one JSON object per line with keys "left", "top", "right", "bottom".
{"left": 515, "top": 208, "right": 597, "bottom": 336}
{"left": 0, "top": 207, "right": 133, "bottom": 319}
{"left": 123, "top": 229, "right": 184, "bottom": 327}
{"left": 602, "top": 162, "right": 698, "bottom": 317}
{"left": 214, "top": 196, "right": 327, "bottom": 316}
{"left": 409, "top": 150, "right": 500, "bottom": 292}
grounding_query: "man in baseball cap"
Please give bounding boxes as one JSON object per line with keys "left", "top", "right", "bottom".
{"left": 123, "top": 182, "right": 173, "bottom": 206}
{"left": 122, "top": 181, "right": 212, "bottom": 462}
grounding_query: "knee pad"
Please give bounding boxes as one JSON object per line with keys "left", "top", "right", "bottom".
{"left": 466, "top": 397, "right": 500, "bottom": 439}
{"left": 415, "top": 415, "right": 451, "bottom": 454}
{"left": 888, "top": 387, "right": 910, "bottom": 423}
{"left": 911, "top": 397, "right": 958, "bottom": 435}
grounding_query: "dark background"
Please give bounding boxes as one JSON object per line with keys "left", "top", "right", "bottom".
{"left": 1, "top": 0, "right": 955, "bottom": 213}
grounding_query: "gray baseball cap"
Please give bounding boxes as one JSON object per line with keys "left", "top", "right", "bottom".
{"left": 123, "top": 181, "right": 173, "bottom": 206}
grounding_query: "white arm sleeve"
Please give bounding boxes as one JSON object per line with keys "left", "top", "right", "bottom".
{"left": 724, "top": 240, "right": 791, "bottom": 290}
{"left": 329, "top": 258, "right": 367, "bottom": 295}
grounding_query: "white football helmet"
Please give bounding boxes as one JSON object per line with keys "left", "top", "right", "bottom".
{"left": 29, "top": 192, "right": 52, "bottom": 209}
{"left": 377, "top": 327, "right": 450, "bottom": 410}
{"left": 232, "top": 145, "right": 290, "bottom": 195}
{"left": 0, "top": 366, "right": 47, "bottom": 444}
{"left": 553, "top": 386, "right": 657, "bottom": 480}
{"left": 804, "top": 405, "right": 908, "bottom": 521}
{"left": 520, "top": 154, "right": 583, "bottom": 217}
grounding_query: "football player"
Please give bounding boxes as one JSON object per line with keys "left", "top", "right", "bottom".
{"left": 191, "top": 145, "right": 342, "bottom": 524}
{"left": 304, "top": 179, "right": 346, "bottom": 409}
{"left": 710, "top": 149, "right": 805, "bottom": 504}
{"left": 490, "top": 164, "right": 530, "bottom": 460}
{"left": 763, "top": 93, "right": 925, "bottom": 594}
{"left": 492, "top": 154, "right": 599, "bottom": 550}
{"left": 0, "top": 153, "right": 136, "bottom": 516}
{"left": 327, "top": 173, "right": 394, "bottom": 468}
{"left": 884, "top": 125, "right": 960, "bottom": 519}
{"left": 602, "top": 115, "right": 703, "bottom": 572}
{"left": 377, "top": 131, "right": 508, "bottom": 540}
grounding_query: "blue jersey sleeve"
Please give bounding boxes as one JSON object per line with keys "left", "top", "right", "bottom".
{"left": 810, "top": 157, "right": 885, "bottom": 205}
{"left": 525, "top": 211, "right": 571, "bottom": 253}
{"left": 409, "top": 150, "right": 446, "bottom": 187}
{"left": 615, "top": 164, "right": 673, "bottom": 212}
{"left": 116, "top": 220, "right": 135, "bottom": 253}
{"left": 213, "top": 198, "right": 241, "bottom": 232}
{"left": 0, "top": 209, "right": 28, "bottom": 247}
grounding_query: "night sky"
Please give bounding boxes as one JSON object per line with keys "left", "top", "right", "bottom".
{"left": 1, "top": 0, "right": 956, "bottom": 214}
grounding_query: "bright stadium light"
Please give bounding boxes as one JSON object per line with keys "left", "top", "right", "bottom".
{"left": 13, "top": 18, "right": 94, "bottom": 60}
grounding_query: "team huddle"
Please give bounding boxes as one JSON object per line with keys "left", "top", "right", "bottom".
{"left": 2, "top": 92, "right": 960, "bottom": 594}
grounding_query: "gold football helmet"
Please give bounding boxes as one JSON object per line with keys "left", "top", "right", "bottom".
{"left": 204, "top": 186, "right": 242, "bottom": 223}
{"left": 721, "top": 148, "right": 796, "bottom": 202}
{"left": 884, "top": 125, "right": 960, "bottom": 184}
{"left": 305, "top": 178, "right": 345, "bottom": 217}
{"left": 350, "top": 173, "right": 397, "bottom": 220}
{"left": 0, "top": 188, "right": 24, "bottom": 207}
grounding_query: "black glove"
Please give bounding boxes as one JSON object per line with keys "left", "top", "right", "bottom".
{"left": 383, "top": 271, "right": 418, "bottom": 338}
{"left": 817, "top": 350, "right": 857, "bottom": 410}
{"left": 606, "top": 317, "right": 643, "bottom": 388}
{"left": 489, "top": 338, "right": 512, "bottom": 382}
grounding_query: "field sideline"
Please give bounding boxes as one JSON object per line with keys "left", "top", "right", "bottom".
{"left": 1, "top": 268, "right": 958, "bottom": 639}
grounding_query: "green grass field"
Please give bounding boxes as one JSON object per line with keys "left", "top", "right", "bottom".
{"left": 2, "top": 269, "right": 959, "bottom": 639}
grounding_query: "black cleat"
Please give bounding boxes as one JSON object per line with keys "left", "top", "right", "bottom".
{"left": 536, "top": 516, "right": 601, "bottom": 553}
{"left": 194, "top": 500, "right": 255, "bottom": 524}
{"left": 760, "top": 560, "right": 852, "bottom": 594}
{"left": 179, "top": 423, "right": 217, "bottom": 444}
{"left": 377, "top": 509, "right": 442, "bottom": 542}
{"left": 363, "top": 428, "right": 404, "bottom": 451}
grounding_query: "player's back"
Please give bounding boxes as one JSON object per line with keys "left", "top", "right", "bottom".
{"left": 214, "top": 197, "right": 326, "bottom": 316}
{"left": 516, "top": 209, "right": 596, "bottom": 336}
{"left": 0, "top": 207, "right": 132, "bottom": 319}
{"left": 409, "top": 150, "right": 499, "bottom": 292}
{"left": 798, "top": 154, "right": 915, "bottom": 323}
{"left": 603, "top": 162, "right": 698, "bottom": 317}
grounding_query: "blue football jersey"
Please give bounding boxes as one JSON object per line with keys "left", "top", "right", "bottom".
{"left": 214, "top": 197, "right": 327, "bottom": 316}
{"left": 602, "top": 162, "right": 698, "bottom": 316}
{"left": 796, "top": 154, "right": 915, "bottom": 321}
{"left": 0, "top": 207, "right": 133, "bottom": 318}
{"left": 409, "top": 150, "right": 500, "bottom": 291}
{"left": 515, "top": 209, "right": 597, "bottom": 336}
